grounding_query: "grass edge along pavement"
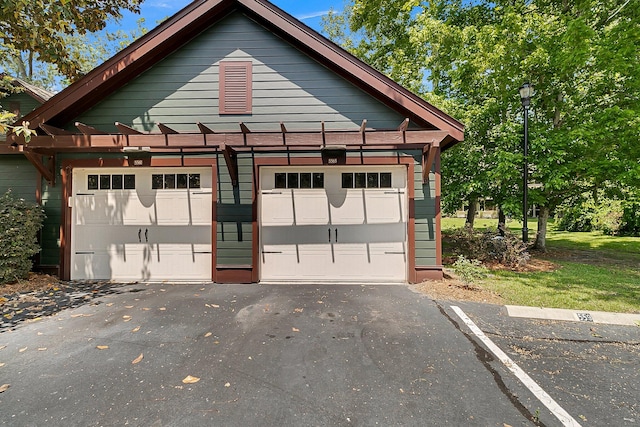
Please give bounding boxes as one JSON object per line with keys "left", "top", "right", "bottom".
{"left": 441, "top": 217, "right": 640, "bottom": 314}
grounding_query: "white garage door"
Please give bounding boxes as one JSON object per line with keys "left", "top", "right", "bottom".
{"left": 259, "top": 166, "right": 407, "bottom": 283}
{"left": 71, "top": 167, "right": 212, "bottom": 281}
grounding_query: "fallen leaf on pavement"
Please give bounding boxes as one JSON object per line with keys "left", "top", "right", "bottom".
{"left": 224, "top": 382, "right": 231, "bottom": 387}
{"left": 0, "top": 384, "right": 9, "bottom": 393}
{"left": 131, "top": 326, "right": 141, "bottom": 333}
{"left": 159, "top": 307, "right": 166, "bottom": 311}
{"left": 37, "top": 332, "right": 43, "bottom": 336}
{"left": 142, "top": 308, "right": 150, "bottom": 311}
{"left": 38, "top": 348, "right": 47, "bottom": 351}
{"left": 0, "top": 346, "right": 5, "bottom": 351}
{"left": 96, "top": 345, "right": 109, "bottom": 350}
{"left": 294, "top": 308, "right": 304, "bottom": 313}
{"left": 211, "top": 304, "right": 220, "bottom": 308}
{"left": 123, "top": 315, "right": 131, "bottom": 320}
{"left": 132, "top": 353, "right": 144, "bottom": 364}
{"left": 106, "top": 303, "right": 114, "bottom": 307}
{"left": 292, "top": 327, "right": 300, "bottom": 332}
{"left": 71, "top": 314, "right": 91, "bottom": 318}
{"left": 204, "top": 332, "right": 212, "bottom": 338}
{"left": 182, "top": 375, "right": 200, "bottom": 384}
{"left": 0, "top": 363, "right": 5, "bottom": 367}
{"left": 317, "top": 301, "right": 324, "bottom": 304}
{"left": 19, "top": 347, "right": 27, "bottom": 353}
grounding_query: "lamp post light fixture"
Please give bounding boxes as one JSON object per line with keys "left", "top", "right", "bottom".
{"left": 519, "top": 82, "right": 533, "bottom": 243}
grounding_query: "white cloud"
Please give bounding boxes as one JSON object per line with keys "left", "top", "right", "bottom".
{"left": 296, "top": 10, "right": 331, "bottom": 20}
{"left": 147, "top": 1, "right": 179, "bottom": 9}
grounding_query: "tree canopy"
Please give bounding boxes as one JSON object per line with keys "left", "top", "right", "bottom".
{"left": 324, "top": 0, "right": 640, "bottom": 248}
{"left": 0, "top": 0, "right": 142, "bottom": 82}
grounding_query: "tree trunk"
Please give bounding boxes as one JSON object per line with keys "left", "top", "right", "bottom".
{"left": 497, "top": 206, "right": 506, "bottom": 236}
{"left": 465, "top": 196, "right": 477, "bottom": 228}
{"left": 533, "top": 206, "right": 550, "bottom": 251}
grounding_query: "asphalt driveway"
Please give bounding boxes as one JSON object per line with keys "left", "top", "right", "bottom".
{"left": 1, "top": 283, "right": 638, "bottom": 426}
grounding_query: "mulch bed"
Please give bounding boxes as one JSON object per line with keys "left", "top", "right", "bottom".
{"left": 1, "top": 278, "right": 129, "bottom": 333}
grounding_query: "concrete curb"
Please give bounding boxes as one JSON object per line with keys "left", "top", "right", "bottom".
{"left": 506, "top": 305, "right": 640, "bottom": 326}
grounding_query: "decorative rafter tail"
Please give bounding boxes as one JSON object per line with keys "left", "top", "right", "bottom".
{"left": 197, "top": 122, "right": 215, "bottom": 134}
{"left": 39, "top": 124, "right": 75, "bottom": 136}
{"left": 75, "top": 122, "right": 109, "bottom": 135}
{"left": 157, "top": 123, "right": 178, "bottom": 134}
{"left": 115, "top": 122, "right": 144, "bottom": 135}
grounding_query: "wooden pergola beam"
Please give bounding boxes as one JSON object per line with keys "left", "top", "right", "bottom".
{"left": 19, "top": 129, "right": 450, "bottom": 150}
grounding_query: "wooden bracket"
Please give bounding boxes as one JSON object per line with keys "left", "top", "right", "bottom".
{"left": 422, "top": 140, "right": 440, "bottom": 183}
{"left": 221, "top": 144, "right": 239, "bottom": 186}
{"left": 397, "top": 118, "right": 409, "bottom": 132}
{"left": 24, "top": 151, "right": 55, "bottom": 186}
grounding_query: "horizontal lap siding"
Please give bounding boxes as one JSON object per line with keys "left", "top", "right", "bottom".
{"left": 40, "top": 167, "right": 62, "bottom": 266}
{"left": 216, "top": 154, "right": 253, "bottom": 265}
{"left": 0, "top": 155, "right": 37, "bottom": 202}
{"left": 74, "top": 12, "right": 405, "bottom": 133}
{"left": 413, "top": 152, "right": 438, "bottom": 266}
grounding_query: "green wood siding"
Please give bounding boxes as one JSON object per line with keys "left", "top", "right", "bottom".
{"left": 413, "top": 152, "right": 438, "bottom": 266}
{"left": 216, "top": 153, "right": 253, "bottom": 265}
{"left": 2, "top": 92, "right": 41, "bottom": 119}
{"left": 74, "top": 12, "right": 406, "bottom": 133}
{"left": 0, "top": 155, "right": 37, "bottom": 202}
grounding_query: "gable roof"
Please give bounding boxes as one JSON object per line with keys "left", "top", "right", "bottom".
{"left": 20, "top": 0, "right": 464, "bottom": 147}
{"left": 0, "top": 75, "right": 55, "bottom": 104}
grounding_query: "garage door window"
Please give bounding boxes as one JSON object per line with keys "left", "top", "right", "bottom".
{"left": 88, "top": 174, "right": 136, "bottom": 190}
{"left": 152, "top": 173, "right": 201, "bottom": 189}
{"left": 275, "top": 172, "right": 324, "bottom": 189}
{"left": 341, "top": 172, "right": 392, "bottom": 189}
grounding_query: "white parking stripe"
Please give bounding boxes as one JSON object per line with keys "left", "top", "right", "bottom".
{"left": 451, "top": 306, "right": 582, "bottom": 427}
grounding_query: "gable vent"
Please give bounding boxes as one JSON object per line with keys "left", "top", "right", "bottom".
{"left": 219, "top": 61, "right": 252, "bottom": 115}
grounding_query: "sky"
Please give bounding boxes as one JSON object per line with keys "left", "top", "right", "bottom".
{"left": 118, "top": 0, "right": 345, "bottom": 34}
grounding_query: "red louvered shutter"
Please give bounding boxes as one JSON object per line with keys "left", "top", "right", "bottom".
{"left": 219, "top": 62, "right": 252, "bottom": 115}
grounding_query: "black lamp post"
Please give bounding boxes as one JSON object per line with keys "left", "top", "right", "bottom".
{"left": 519, "top": 82, "right": 533, "bottom": 243}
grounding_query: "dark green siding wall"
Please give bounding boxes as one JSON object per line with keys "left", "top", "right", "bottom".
{"left": 40, "top": 176, "right": 62, "bottom": 266}
{"left": 74, "top": 12, "right": 406, "bottom": 133}
{"left": 0, "top": 155, "right": 37, "bottom": 202}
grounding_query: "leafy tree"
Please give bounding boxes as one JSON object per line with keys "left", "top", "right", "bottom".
{"left": 0, "top": 0, "right": 143, "bottom": 83}
{"left": 324, "top": 0, "right": 640, "bottom": 250}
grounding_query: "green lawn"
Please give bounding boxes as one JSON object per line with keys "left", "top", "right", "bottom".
{"left": 441, "top": 217, "right": 640, "bottom": 313}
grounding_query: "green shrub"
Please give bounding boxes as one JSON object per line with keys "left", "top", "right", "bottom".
{"left": 445, "top": 227, "right": 530, "bottom": 268}
{"left": 0, "top": 191, "right": 45, "bottom": 284}
{"left": 556, "top": 201, "right": 596, "bottom": 232}
{"left": 620, "top": 202, "right": 640, "bottom": 236}
{"left": 452, "top": 255, "right": 489, "bottom": 283}
{"left": 556, "top": 198, "right": 636, "bottom": 236}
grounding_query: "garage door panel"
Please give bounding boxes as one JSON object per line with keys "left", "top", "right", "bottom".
{"left": 72, "top": 167, "right": 212, "bottom": 281}
{"left": 260, "top": 166, "right": 408, "bottom": 283}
